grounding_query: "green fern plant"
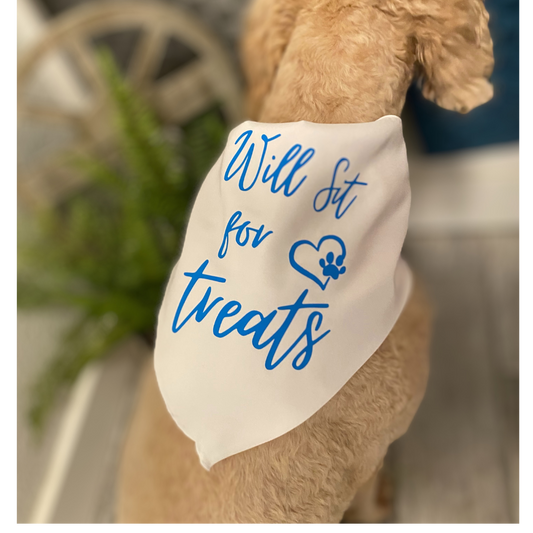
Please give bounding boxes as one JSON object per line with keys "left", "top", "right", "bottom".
{"left": 18, "top": 48, "right": 227, "bottom": 431}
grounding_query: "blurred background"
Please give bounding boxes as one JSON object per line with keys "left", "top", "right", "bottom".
{"left": 17, "top": 0, "right": 519, "bottom": 523}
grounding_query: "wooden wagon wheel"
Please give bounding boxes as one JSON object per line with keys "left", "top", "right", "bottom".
{"left": 18, "top": 0, "right": 244, "bottom": 208}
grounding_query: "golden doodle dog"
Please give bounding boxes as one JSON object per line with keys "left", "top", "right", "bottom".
{"left": 117, "top": 0, "right": 494, "bottom": 523}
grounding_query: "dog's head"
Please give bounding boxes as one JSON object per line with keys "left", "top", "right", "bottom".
{"left": 242, "top": 0, "right": 494, "bottom": 121}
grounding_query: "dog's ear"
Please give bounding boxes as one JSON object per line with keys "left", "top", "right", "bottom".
{"left": 413, "top": 0, "right": 494, "bottom": 113}
{"left": 240, "top": 0, "right": 303, "bottom": 120}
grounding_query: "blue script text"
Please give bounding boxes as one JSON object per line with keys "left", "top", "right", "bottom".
{"left": 171, "top": 260, "right": 330, "bottom": 370}
{"left": 313, "top": 158, "right": 368, "bottom": 219}
{"left": 218, "top": 210, "right": 273, "bottom": 259}
{"left": 224, "top": 130, "right": 315, "bottom": 197}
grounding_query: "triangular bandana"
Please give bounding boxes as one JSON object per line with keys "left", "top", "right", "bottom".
{"left": 154, "top": 116, "right": 412, "bottom": 469}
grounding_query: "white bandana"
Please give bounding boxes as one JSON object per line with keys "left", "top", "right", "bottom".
{"left": 154, "top": 116, "right": 412, "bottom": 470}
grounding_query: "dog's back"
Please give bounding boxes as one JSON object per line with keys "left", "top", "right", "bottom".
{"left": 117, "top": 0, "right": 493, "bottom": 522}
{"left": 117, "top": 283, "right": 430, "bottom": 522}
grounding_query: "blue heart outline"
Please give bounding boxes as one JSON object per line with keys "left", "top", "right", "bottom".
{"left": 289, "top": 235, "right": 347, "bottom": 291}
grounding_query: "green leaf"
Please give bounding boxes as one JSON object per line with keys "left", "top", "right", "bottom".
{"left": 18, "top": 47, "right": 228, "bottom": 430}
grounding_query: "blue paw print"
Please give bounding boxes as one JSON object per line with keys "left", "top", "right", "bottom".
{"left": 319, "top": 252, "right": 346, "bottom": 280}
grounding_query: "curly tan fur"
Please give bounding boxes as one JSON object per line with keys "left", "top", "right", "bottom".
{"left": 117, "top": 0, "right": 493, "bottom": 523}
{"left": 244, "top": 0, "right": 494, "bottom": 122}
{"left": 118, "top": 283, "right": 430, "bottom": 523}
